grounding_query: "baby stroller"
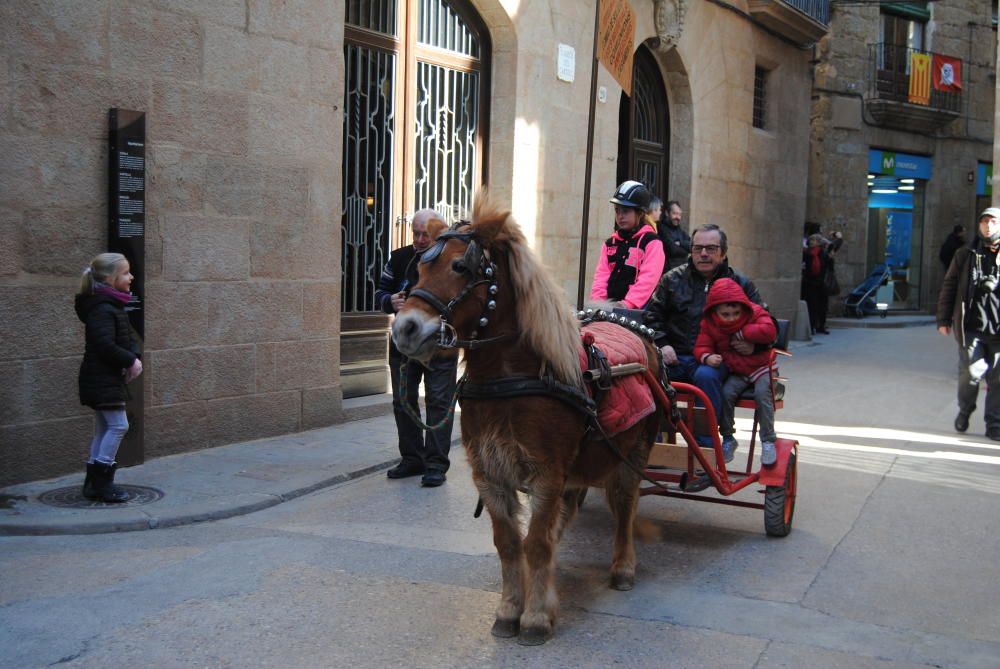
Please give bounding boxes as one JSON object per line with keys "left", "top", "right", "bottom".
{"left": 844, "top": 263, "right": 892, "bottom": 318}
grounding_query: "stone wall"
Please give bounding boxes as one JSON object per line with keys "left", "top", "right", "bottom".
{"left": 807, "top": 1, "right": 996, "bottom": 311}
{"left": 1, "top": 0, "right": 822, "bottom": 486}
{"left": 518, "top": 0, "right": 814, "bottom": 321}
{"left": 0, "top": 0, "right": 344, "bottom": 485}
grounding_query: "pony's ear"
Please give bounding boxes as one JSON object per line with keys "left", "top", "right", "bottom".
{"left": 471, "top": 188, "right": 511, "bottom": 244}
{"left": 426, "top": 217, "right": 448, "bottom": 240}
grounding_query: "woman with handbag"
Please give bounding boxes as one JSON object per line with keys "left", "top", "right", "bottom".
{"left": 802, "top": 233, "right": 835, "bottom": 334}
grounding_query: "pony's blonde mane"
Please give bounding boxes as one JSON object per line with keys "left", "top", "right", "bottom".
{"left": 472, "top": 194, "right": 582, "bottom": 386}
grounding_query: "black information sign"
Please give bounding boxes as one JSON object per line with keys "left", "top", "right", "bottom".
{"left": 108, "top": 108, "right": 146, "bottom": 465}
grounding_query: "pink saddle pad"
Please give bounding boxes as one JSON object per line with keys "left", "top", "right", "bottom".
{"left": 578, "top": 321, "right": 656, "bottom": 437}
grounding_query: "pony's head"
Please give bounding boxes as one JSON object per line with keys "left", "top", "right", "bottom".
{"left": 391, "top": 190, "right": 581, "bottom": 385}
{"left": 391, "top": 196, "right": 509, "bottom": 363}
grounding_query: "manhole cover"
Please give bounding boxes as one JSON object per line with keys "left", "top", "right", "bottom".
{"left": 38, "top": 485, "right": 165, "bottom": 508}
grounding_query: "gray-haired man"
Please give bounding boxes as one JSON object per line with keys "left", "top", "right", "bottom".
{"left": 375, "top": 209, "right": 458, "bottom": 486}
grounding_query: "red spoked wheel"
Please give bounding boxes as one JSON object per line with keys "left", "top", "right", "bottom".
{"left": 764, "top": 448, "right": 797, "bottom": 537}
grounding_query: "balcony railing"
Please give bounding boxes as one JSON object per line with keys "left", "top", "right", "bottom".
{"left": 747, "top": 0, "right": 829, "bottom": 47}
{"left": 866, "top": 43, "right": 962, "bottom": 132}
{"left": 784, "top": 0, "right": 829, "bottom": 25}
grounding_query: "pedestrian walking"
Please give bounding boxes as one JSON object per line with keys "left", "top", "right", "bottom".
{"left": 937, "top": 208, "right": 1000, "bottom": 440}
{"left": 75, "top": 253, "right": 142, "bottom": 503}
{"left": 657, "top": 199, "right": 692, "bottom": 273}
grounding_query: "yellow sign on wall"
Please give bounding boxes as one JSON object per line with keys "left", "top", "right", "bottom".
{"left": 908, "top": 52, "right": 931, "bottom": 105}
{"left": 597, "top": 0, "right": 635, "bottom": 97}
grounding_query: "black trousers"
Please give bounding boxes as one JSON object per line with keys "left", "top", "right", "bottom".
{"left": 957, "top": 333, "right": 1000, "bottom": 429}
{"left": 389, "top": 346, "right": 458, "bottom": 472}
{"left": 802, "top": 282, "right": 828, "bottom": 331}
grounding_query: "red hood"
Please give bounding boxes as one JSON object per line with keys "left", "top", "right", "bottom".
{"left": 704, "top": 278, "right": 751, "bottom": 334}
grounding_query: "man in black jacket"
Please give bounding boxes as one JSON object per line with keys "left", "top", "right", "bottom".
{"left": 644, "top": 224, "right": 765, "bottom": 455}
{"left": 937, "top": 208, "right": 1000, "bottom": 439}
{"left": 938, "top": 224, "right": 966, "bottom": 270}
{"left": 657, "top": 200, "right": 692, "bottom": 273}
{"left": 375, "top": 209, "right": 458, "bottom": 487}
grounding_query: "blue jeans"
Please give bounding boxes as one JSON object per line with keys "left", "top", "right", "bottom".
{"left": 88, "top": 409, "right": 129, "bottom": 465}
{"left": 665, "top": 355, "right": 727, "bottom": 423}
{"left": 389, "top": 347, "right": 458, "bottom": 473}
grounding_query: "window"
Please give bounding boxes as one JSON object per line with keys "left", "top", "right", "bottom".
{"left": 880, "top": 12, "right": 925, "bottom": 51}
{"left": 752, "top": 67, "right": 767, "bottom": 130}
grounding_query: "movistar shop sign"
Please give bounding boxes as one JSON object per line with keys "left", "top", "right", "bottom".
{"left": 868, "top": 149, "right": 932, "bottom": 180}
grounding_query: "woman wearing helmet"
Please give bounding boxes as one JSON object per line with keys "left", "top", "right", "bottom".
{"left": 590, "top": 180, "right": 666, "bottom": 309}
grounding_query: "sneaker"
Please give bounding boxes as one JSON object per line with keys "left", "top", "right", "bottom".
{"left": 720, "top": 437, "right": 738, "bottom": 463}
{"left": 760, "top": 441, "right": 777, "bottom": 466}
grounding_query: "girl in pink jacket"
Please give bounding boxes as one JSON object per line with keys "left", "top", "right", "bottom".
{"left": 590, "top": 181, "right": 666, "bottom": 309}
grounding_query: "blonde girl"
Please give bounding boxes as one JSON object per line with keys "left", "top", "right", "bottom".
{"left": 75, "top": 253, "right": 141, "bottom": 503}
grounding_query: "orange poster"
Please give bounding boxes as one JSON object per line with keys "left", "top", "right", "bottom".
{"left": 908, "top": 52, "right": 931, "bottom": 105}
{"left": 597, "top": 0, "right": 635, "bottom": 97}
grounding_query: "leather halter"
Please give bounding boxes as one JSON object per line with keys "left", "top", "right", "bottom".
{"left": 408, "top": 226, "right": 511, "bottom": 350}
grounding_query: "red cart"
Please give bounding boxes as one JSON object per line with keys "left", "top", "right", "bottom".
{"left": 640, "top": 380, "right": 798, "bottom": 536}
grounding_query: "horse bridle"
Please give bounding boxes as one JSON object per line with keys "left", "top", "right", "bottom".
{"left": 407, "top": 226, "right": 510, "bottom": 350}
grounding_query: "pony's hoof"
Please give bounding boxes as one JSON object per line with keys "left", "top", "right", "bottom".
{"left": 517, "top": 625, "right": 553, "bottom": 646}
{"left": 491, "top": 618, "right": 519, "bottom": 638}
{"left": 610, "top": 573, "right": 635, "bottom": 591}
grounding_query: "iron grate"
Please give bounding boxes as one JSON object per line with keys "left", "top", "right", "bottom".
{"left": 37, "top": 485, "right": 164, "bottom": 509}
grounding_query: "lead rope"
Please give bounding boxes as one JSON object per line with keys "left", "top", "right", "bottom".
{"left": 399, "top": 358, "right": 467, "bottom": 431}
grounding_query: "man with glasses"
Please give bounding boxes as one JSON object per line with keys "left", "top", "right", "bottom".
{"left": 644, "top": 224, "right": 765, "bottom": 455}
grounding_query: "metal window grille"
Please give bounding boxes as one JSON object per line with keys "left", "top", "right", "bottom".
{"left": 753, "top": 67, "right": 767, "bottom": 130}
{"left": 341, "top": 44, "right": 396, "bottom": 313}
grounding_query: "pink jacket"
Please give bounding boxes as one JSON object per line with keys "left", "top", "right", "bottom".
{"left": 590, "top": 223, "right": 665, "bottom": 309}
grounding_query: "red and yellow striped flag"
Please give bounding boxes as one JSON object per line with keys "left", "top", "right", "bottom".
{"left": 908, "top": 52, "right": 931, "bottom": 105}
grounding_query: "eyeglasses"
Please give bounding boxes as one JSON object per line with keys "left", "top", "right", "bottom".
{"left": 692, "top": 244, "right": 721, "bottom": 254}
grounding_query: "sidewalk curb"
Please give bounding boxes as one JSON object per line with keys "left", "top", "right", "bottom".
{"left": 0, "top": 458, "right": 399, "bottom": 537}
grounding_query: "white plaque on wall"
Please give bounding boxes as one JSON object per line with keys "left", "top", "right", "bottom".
{"left": 557, "top": 43, "right": 575, "bottom": 83}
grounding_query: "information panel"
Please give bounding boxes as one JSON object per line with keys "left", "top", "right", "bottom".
{"left": 108, "top": 108, "right": 145, "bottom": 465}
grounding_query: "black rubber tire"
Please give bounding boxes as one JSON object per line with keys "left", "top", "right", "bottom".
{"left": 764, "top": 449, "right": 797, "bottom": 537}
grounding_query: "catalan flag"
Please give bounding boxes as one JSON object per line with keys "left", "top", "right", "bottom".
{"left": 908, "top": 52, "right": 931, "bottom": 105}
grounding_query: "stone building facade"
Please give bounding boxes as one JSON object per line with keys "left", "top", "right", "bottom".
{"left": 1, "top": 0, "right": 825, "bottom": 486}
{"left": 808, "top": 1, "right": 997, "bottom": 313}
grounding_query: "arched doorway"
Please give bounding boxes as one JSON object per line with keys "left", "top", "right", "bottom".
{"left": 341, "top": 0, "right": 491, "bottom": 398}
{"left": 617, "top": 45, "right": 669, "bottom": 201}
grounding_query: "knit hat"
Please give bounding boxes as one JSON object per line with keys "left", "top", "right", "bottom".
{"left": 979, "top": 207, "right": 1000, "bottom": 221}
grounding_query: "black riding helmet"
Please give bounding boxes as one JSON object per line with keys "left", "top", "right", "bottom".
{"left": 609, "top": 180, "right": 651, "bottom": 211}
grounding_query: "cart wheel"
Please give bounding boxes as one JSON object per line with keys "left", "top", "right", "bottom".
{"left": 764, "top": 449, "right": 797, "bottom": 537}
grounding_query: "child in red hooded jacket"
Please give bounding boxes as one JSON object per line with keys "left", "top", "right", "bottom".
{"left": 694, "top": 278, "right": 778, "bottom": 465}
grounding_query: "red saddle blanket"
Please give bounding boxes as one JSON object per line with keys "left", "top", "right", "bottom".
{"left": 577, "top": 321, "right": 656, "bottom": 437}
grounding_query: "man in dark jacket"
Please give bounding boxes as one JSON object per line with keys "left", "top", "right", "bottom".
{"left": 644, "top": 224, "right": 764, "bottom": 449}
{"left": 375, "top": 209, "right": 458, "bottom": 487}
{"left": 657, "top": 200, "right": 692, "bottom": 273}
{"left": 938, "top": 224, "right": 966, "bottom": 270}
{"left": 937, "top": 208, "right": 1000, "bottom": 440}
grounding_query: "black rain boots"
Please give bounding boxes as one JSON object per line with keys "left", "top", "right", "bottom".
{"left": 82, "top": 461, "right": 129, "bottom": 503}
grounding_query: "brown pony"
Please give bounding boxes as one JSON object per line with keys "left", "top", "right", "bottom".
{"left": 391, "top": 191, "right": 663, "bottom": 645}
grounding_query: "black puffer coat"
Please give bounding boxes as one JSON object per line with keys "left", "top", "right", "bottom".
{"left": 644, "top": 258, "right": 764, "bottom": 355}
{"left": 75, "top": 293, "right": 137, "bottom": 408}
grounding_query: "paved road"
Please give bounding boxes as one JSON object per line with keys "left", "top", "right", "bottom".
{"left": 3, "top": 325, "right": 1000, "bottom": 668}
